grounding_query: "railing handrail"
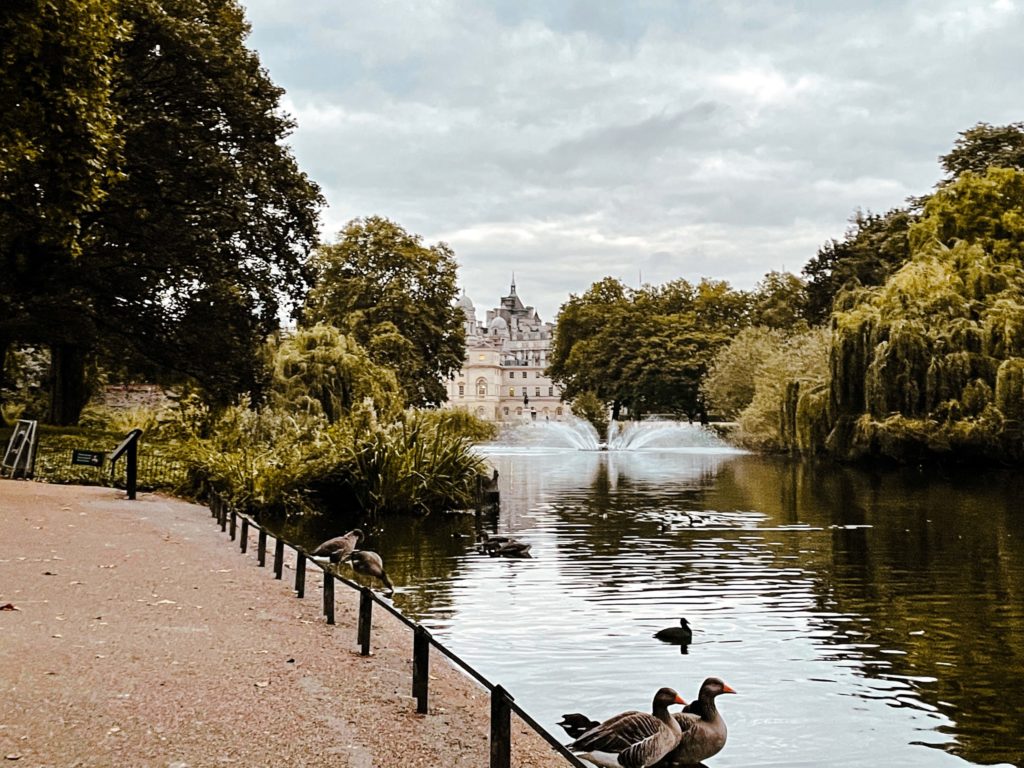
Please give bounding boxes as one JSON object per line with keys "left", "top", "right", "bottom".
{"left": 213, "top": 495, "right": 587, "bottom": 767}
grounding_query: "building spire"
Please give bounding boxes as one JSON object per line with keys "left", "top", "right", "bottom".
{"left": 510, "top": 273, "right": 516, "bottom": 295}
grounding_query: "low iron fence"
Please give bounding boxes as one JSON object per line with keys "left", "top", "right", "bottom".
{"left": 206, "top": 495, "right": 587, "bottom": 768}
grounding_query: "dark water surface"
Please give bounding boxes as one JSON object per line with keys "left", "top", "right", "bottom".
{"left": 281, "top": 426, "right": 1024, "bottom": 767}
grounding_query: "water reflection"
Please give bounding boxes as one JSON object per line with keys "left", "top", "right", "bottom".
{"left": 271, "top": 448, "right": 1023, "bottom": 768}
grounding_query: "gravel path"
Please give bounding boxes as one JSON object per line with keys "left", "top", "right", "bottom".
{"left": 0, "top": 480, "right": 568, "bottom": 767}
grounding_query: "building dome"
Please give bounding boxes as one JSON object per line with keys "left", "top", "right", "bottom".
{"left": 488, "top": 315, "right": 508, "bottom": 335}
{"left": 457, "top": 292, "right": 474, "bottom": 310}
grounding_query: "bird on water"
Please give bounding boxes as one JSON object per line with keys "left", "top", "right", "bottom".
{"left": 311, "top": 528, "right": 364, "bottom": 563}
{"left": 569, "top": 687, "right": 687, "bottom": 768}
{"left": 654, "top": 618, "right": 693, "bottom": 645}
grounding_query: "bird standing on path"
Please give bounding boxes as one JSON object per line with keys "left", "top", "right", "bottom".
{"left": 348, "top": 550, "right": 394, "bottom": 595}
{"left": 569, "top": 687, "right": 687, "bottom": 768}
{"left": 311, "top": 529, "right": 364, "bottom": 563}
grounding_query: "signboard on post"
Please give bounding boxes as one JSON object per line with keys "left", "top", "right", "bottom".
{"left": 1, "top": 420, "right": 38, "bottom": 479}
{"left": 71, "top": 449, "right": 106, "bottom": 467}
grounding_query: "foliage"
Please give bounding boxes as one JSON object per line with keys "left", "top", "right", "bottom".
{"left": 749, "top": 271, "right": 810, "bottom": 329}
{"left": 819, "top": 168, "right": 1024, "bottom": 463}
{"left": 268, "top": 325, "right": 402, "bottom": 423}
{"left": 548, "top": 277, "right": 751, "bottom": 420}
{"left": 304, "top": 216, "right": 464, "bottom": 407}
{"left": 701, "top": 326, "right": 790, "bottom": 418}
{"left": 328, "top": 411, "right": 487, "bottom": 517}
{"left": 939, "top": 121, "right": 1024, "bottom": 181}
{"left": 733, "top": 327, "right": 831, "bottom": 451}
{"left": 802, "top": 208, "right": 914, "bottom": 324}
{"left": 0, "top": 0, "right": 323, "bottom": 424}
{"left": 571, "top": 391, "right": 609, "bottom": 441}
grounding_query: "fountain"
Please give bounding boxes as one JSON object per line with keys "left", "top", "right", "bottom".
{"left": 495, "top": 417, "right": 737, "bottom": 451}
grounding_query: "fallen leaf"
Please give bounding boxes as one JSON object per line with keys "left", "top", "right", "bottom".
{"left": 254, "top": 681, "right": 269, "bottom": 688}
{"left": 0, "top": 603, "right": 18, "bottom": 611}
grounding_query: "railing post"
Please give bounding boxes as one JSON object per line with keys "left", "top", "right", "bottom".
{"left": 273, "top": 539, "right": 284, "bottom": 579}
{"left": 210, "top": 496, "right": 218, "bottom": 519}
{"left": 257, "top": 530, "right": 267, "bottom": 566}
{"left": 219, "top": 501, "right": 227, "bottom": 532}
{"left": 229, "top": 509, "right": 237, "bottom": 541}
{"left": 413, "top": 625, "right": 430, "bottom": 714}
{"left": 240, "top": 518, "right": 249, "bottom": 553}
{"left": 358, "top": 587, "right": 373, "bottom": 655}
{"left": 125, "top": 438, "right": 138, "bottom": 501}
{"left": 490, "top": 685, "right": 513, "bottom": 768}
{"left": 294, "top": 552, "right": 306, "bottom": 598}
{"left": 323, "top": 571, "right": 335, "bottom": 625}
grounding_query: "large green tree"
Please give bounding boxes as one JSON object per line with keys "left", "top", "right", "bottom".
{"left": 303, "top": 216, "right": 465, "bottom": 408}
{"left": 0, "top": 0, "right": 323, "bottom": 423}
{"left": 548, "top": 277, "right": 750, "bottom": 419}
{"left": 0, "top": 0, "right": 125, "bottom": 418}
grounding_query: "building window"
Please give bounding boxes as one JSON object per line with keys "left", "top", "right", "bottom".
{"left": 458, "top": 384, "right": 465, "bottom": 397}
{"left": 476, "top": 378, "right": 487, "bottom": 397}
{"left": 548, "top": 386, "right": 554, "bottom": 396}
{"left": 535, "top": 387, "right": 540, "bottom": 397}
{"left": 556, "top": 407, "right": 563, "bottom": 416}
{"left": 503, "top": 407, "right": 509, "bottom": 415}
{"left": 536, "top": 371, "right": 541, "bottom": 378}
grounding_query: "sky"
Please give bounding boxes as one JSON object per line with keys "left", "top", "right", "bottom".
{"left": 239, "top": 0, "right": 1023, "bottom": 322}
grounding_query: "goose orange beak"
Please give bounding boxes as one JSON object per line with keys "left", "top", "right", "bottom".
{"left": 674, "top": 694, "right": 687, "bottom": 705}
{"left": 722, "top": 683, "right": 737, "bottom": 694}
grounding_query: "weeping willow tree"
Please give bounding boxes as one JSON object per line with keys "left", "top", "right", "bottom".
{"left": 821, "top": 167, "right": 1024, "bottom": 462}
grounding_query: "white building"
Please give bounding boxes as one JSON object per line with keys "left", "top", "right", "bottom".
{"left": 445, "top": 280, "right": 567, "bottom": 423}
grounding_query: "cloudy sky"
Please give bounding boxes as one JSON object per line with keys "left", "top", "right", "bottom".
{"left": 240, "top": 0, "right": 1022, "bottom": 322}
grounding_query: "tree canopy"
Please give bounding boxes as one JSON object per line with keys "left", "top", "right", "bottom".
{"left": 303, "top": 216, "right": 465, "bottom": 408}
{"left": 548, "top": 277, "right": 751, "bottom": 419}
{"left": 0, "top": 0, "right": 323, "bottom": 423}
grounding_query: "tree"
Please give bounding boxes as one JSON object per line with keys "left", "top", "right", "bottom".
{"left": 750, "top": 271, "right": 810, "bottom": 329}
{"left": 548, "top": 276, "right": 750, "bottom": 420}
{"left": 269, "top": 324, "right": 402, "bottom": 423}
{"left": 939, "top": 121, "right": 1024, "bottom": 181}
{"left": 701, "top": 326, "right": 790, "bottom": 418}
{"left": 802, "top": 208, "right": 913, "bottom": 324}
{"left": 303, "top": 217, "right": 465, "bottom": 408}
{"left": 0, "top": 0, "right": 125, "bottom": 419}
{"left": 0, "top": 0, "right": 323, "bottom": 423}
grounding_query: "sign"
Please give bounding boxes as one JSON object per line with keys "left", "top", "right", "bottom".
{"left": 71, "top": 449, "right": 105, "bottom": 467}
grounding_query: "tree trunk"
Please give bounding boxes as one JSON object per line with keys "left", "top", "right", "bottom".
{"left": 611, "top": 399, "right": 621, "bottom": 421}
{"left": 0, "top": 336, "right": 9, "bottom": 414}
{"left": 48, "top": 343, "right": 89, "bottom": 425}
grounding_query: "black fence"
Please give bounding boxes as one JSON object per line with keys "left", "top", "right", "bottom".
{"left": 206, "top": 495, "right": 588, "bottom": 768}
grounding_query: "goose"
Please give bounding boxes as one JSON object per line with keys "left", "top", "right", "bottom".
{"left": 654, "top": 619, "right": 692, "bottom": 645}
{"left": 657, "top": 677, "right": 736, "bottom": 767}
{"left": 570, "top": 687, "right": 687, "bottom": 768}
{"left": 311, "top": 529, "right": 364, "bottom": 563}
{"left": 557, "top": 713, "right": 600, "bottom": 740}
{"left": 347, "top": 550, "right": 394, "bottom": 594}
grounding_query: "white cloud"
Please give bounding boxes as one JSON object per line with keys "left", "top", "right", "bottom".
{"left": 242, "top": 0, "right": 1024, "bottom": 320}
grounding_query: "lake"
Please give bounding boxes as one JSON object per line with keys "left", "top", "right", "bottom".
{"left": 283, "top": 422, "right": 1024, "bottom": 767}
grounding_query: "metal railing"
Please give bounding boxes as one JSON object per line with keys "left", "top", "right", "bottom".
{"left": 205, "top": 494, "right": 587, "bottom": 768}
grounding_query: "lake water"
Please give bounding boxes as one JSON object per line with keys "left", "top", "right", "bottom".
{"left": 284, "top": 423, "right": 1024, "bottom": 767}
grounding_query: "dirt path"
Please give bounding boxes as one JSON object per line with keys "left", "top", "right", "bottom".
{"left": 0, "top": 480, "right": 567, "bottom": 767}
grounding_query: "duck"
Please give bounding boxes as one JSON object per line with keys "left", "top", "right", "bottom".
{"left": 477, "top": 532, "right": 532, "bottom": 558}
{"left": 557, "top": 713, "right": 601, "bottom": 740}
{"left": 654, "top": 619, "right": 692, "bottom": 645}
{"left": 569, "top": 687, "right": 687, "bottom": 768}
{"left": 347, "top": 550, "right": 394, "bottom": 594}
{"left": 656, "top": 677, "right": 736, "bottom": 767}
{"left": 311, "top": 529, "right": 364, "bottom": 563}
